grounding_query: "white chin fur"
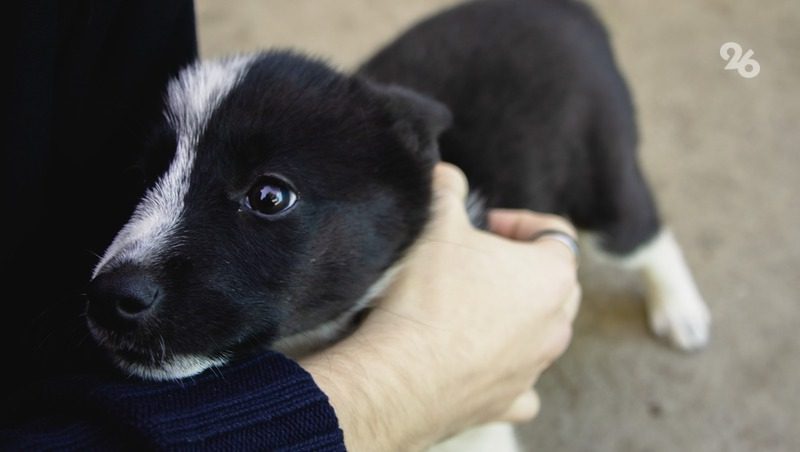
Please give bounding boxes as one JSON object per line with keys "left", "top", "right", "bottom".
{"left": 88, "top": 319, "right": 227, "bottom": 380}
{"left": 113, "top": 354, "right": 228, "bottom": 381}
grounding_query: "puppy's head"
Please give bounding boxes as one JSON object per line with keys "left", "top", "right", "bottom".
{"left": 86, "top": 52, "right": 451, "bottom": 379}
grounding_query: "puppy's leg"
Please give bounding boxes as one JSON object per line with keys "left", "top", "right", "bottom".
{"left": 577, "top": 177, "right": 711, "bottom": 349}
{"left": 429, "top": 422, "right": 519, "bottom": 452}
{"left": 597, "top": 227, "right": 711, "bottom": 350}
{"left": 572, "top": 91, "right": 711, "bottom": 350}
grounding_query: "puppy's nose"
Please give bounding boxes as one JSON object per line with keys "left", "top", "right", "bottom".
{"left": 87, "top": 266, "right": 162, "bottom": 330}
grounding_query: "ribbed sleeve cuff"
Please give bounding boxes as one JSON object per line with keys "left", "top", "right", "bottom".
{"left": 26, "top": 352, "right": 346, "bottom": 451}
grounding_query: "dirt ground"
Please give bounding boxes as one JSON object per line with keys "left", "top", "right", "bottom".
{"left": 195, "top": 1, "right": 800, "bottom": 450}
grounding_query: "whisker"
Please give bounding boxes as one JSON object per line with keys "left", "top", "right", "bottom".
{"left": 159, "top": 335, "right": 167, "bottom": 364}
{"left": 86, "top": 249, "right": 103, "bottom": 260}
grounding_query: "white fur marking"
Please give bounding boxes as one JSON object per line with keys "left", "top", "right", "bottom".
{"left": 430, "top": 423, "right": 519, "bottom": 452}
{"left": 93, "top": 56, "right": 255, "bottom": 276}
{"left": 114, "top": 354, "right": 228, "bottom": 381}
{"left": 589, "top": 228, "right": 711, "bottom": 350}
{"left": 88, "top": 319, "right": 228, "bottom": 380}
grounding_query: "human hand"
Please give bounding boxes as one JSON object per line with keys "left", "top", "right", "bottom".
{"left": 301, "top": 163, "right": 580, "bottom": 451}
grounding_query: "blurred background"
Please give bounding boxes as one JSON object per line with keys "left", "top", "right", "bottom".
{"left": 196, "top": 1, "right": 799, "bottom": 450}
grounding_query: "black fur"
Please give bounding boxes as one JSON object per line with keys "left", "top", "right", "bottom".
{"left": 87, "top": 0, "right": 662, "bottom": 375}
{"left": 361, "top": 0, "right": 660, "bottom": 253}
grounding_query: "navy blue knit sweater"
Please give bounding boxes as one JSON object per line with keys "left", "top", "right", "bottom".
{"left": 1, "top": 353, "right": 345, "bottom": 451}
{"left": 4, "top": 1, "right": 345, "bottom": 449}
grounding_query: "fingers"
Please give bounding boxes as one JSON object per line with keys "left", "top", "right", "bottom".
{"left": 488, "top": 209, "right": 579, "bottom": 265}
{"left": 564, "top": 284, "right": 581, "bottom": 323}
{"left": 497, "top": 288, "right": 581, "bottom": 425}
{"left": 499, "top": 389, "right": 541, "bottom": 423}
{"left": 430, "top": 167, "right": 576, "bottom": 427}
{"left": 488, "top": 209, "right": 576, "bottom": 240}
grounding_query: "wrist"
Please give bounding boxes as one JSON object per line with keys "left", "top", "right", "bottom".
{"left": 299, "top": 330, "right": 435, "bottom": 451}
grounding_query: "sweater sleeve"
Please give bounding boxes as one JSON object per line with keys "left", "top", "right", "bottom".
{"left": 1, "top": 352, "right": 345, "bottom": 451}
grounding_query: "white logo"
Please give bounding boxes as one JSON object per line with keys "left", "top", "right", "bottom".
{"left": 720, "top": 42, "right": 760, "bottom": 78}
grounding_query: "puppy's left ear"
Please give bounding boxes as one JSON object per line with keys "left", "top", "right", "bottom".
{"left": 367, "top": 80, "right": 453, "bottom": 162}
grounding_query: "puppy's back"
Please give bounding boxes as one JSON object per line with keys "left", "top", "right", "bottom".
{"left": 360, "top": 0, "right": 641, "bottom": 227}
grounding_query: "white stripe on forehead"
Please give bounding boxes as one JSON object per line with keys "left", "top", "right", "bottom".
{"left": 94, "top": 55, "right": 255, "bottom": 276}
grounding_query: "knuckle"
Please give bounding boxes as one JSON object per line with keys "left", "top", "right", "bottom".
{"left": 550, "top": 257, "right": 578, "bottom": 293}
{"left": 538, "top": 214, "right": 577, "bottom": 236}
{"left": 548, "top": 324, "right": 573, "bottom": 360}
{"left": 434, "top": 163, "right": 468, "bottom": 192}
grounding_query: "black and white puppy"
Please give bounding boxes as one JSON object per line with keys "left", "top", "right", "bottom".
{"left": 87, "top": 0, "right": 710, "bottom": 449}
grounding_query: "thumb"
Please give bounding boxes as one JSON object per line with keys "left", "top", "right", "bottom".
{"left": 430, "top": 163, "right": 471, "bottom": 227}
{"left": 432, "top": 162, "right": 468, "bottom": 204}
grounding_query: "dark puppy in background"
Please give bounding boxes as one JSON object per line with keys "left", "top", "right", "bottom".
{"left": 87, "top": 0, "right": 710, "bottom": 449}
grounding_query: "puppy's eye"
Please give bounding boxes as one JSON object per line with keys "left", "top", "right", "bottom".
{"left": 246, "top": 176, "right": 297, "bottom": 216}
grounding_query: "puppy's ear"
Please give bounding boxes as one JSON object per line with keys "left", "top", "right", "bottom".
{"left": 366, "top": 80, "right": 453, "bottom": 162}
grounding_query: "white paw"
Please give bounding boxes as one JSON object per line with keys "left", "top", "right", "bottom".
{"left": 429, "top": 423, "right": 518, "bottom": 452}
{"left": 647, "top": 292, "right": 711, "bottom": 351}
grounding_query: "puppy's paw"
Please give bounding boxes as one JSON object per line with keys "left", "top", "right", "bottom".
{"left": 646, "top": 292, "right": 711, "bottom": 351}
{"left": 429, "top": 422, "right": 519, "bottom": 452}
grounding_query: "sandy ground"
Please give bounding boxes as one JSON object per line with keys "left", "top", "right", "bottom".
{"left": 196, "top": 1, "right": 800, "bottom": 450}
